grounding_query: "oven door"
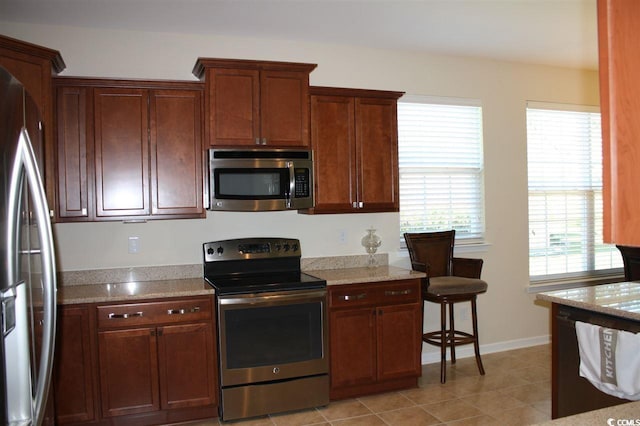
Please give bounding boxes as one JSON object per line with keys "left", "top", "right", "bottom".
{"left": 217, "top": 289, "right": 328, "bottom": 387}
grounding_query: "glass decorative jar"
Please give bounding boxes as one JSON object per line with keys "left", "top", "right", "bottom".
{"left": 361, "top": 227, "right": 382, "bottom": 268}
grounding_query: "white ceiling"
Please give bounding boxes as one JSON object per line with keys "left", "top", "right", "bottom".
{"left": 0, "top": 0, "right": 599, "bottom": 70}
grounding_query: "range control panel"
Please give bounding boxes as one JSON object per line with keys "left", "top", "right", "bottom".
{"left": 203, "top": 238, "right": 301, "bottom": 262}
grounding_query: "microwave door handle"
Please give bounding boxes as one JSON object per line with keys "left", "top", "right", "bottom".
{"left": 286, "top": 161, "right": 295, "bottom": 208}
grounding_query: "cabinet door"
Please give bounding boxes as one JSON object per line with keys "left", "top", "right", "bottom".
{"left": 53, "top": 306, "right": 96, "bottom": 424}
{"left": 599, "top": 0, "right": 640, "bottom": 244}
{"left": 149, "top": 89, "right": 204, "bottom": 217}
{"left": 98, "top": 327, "right": 159, "bottom": 417}
{"left": 0, "top": 37, "right": 63, "bottom": 214}
{"left": 157, "top": 322, "right": 217, "bottom": 410}
{"left": 376, "top": 303, "right": 422, "bottom": 382}
{"left": 261, "top": 70, "right": 310, "bottom": 147}
{"left": 206, "top": 68, "right": 260, "bottom": 146}
{"left": 56, "top": 86, "right": 91, "bottom": 220}
{"left": 310, "top": 95, "right": 357, "bottom": 212}
{"left": 329, "top": 307, "right": 377, "bottom": 389}
{"left": 355, "top": 97, "right": 399, "bottom": 212}
{"left": 94, "top": 88, "right": 150, "bottom": 217}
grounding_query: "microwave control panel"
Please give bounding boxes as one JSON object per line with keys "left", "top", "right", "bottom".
{"left": 294, "top": 168, "right": 310, "bottom": 198}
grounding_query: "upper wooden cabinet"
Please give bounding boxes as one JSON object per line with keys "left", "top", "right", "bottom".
{"left": 0, "top": 34, "right": 65, "bottom": 217}
{"left": 193, "top": 58, "right": 317, "bottom": 148}
{"left": 54, "top": 78, "right": 205, "bottom": 221}
{"left": 598, "top": 0, "right": 640, "bottom": 245}
{"left": 304, "top": 87, "right": 403, "bottom": 214}
{"left": 94, "top": 87, "right": 150, "bottom": 218}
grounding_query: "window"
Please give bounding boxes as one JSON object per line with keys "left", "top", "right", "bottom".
{"left": 398, "top": 96, "right": 485, "bottom": 245}
{"left": 526, "top": 101, "right": 622, "bottom": 280}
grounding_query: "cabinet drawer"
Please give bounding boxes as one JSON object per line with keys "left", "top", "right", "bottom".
{"left": 375, "top": 280, "right": 420, "bottom": 306}
{"left": 97, "top": 297, "right": 212, "bottom": 329}
{"left": 329, "top": 285, "right": 374, "bottom": 309}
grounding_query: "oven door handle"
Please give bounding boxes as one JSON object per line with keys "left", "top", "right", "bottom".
{"left": 218, "top": 290, "right": 327, "bottom": 306}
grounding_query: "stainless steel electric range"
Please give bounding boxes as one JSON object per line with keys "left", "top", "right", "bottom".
{"left": 203, "top": 237, "right": 329, "bottom": 421}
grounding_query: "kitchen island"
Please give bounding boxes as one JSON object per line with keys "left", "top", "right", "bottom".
{"left": 537, "top": 282, "right": 640, "bottom": 419}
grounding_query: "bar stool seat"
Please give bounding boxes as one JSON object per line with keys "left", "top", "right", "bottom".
{"left": 404, "top": 230, "right": 488, "bottom": 383}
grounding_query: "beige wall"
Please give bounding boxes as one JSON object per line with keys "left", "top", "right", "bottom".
{"left": 0, "top": 21, "right": 600, "bottom": 356}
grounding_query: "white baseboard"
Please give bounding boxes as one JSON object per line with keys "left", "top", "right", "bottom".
{"left": 421, "top": 334, "right": 550, "bottom": 365}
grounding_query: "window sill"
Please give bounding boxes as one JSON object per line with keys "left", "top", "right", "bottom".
{"left": 526, "top": 273, "right": 625, "bottom": 294}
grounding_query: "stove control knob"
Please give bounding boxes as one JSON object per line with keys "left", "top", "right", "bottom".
{"left": 283, "top": 243, "right": 290, "bottom": 252}
{"left": 216, "top": 246, "right": 224, "bottom": 255}
{"left": 292, "top": 243, "right": 299, "bottom": 252}
{"left": 274, "top": 243, "right": 281, "bottom": 251}
{"left": 207, "top": 247, "right": 214, "bottom": 255}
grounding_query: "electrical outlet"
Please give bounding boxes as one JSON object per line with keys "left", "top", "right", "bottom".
{"left": 128, "top": 236, "right": 140, "bottom": 254}
{"left": 459, "top": 306, "right": 469, "bottom": 321}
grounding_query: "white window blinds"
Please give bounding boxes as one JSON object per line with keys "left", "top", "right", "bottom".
{"left": 398, "top": 97, "right": 485, "bottom": 244}
{"left": 526, "top": 102, "right": 622, "bottom": 279}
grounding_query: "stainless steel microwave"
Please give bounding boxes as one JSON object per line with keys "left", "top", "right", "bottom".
{"left": 208, "top": 149, "right": 314, "bottom": 211}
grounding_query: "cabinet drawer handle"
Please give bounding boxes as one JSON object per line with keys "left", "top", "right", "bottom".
{"left": 108, "top": 311, "right": 143, "bottom": 319}
{"left": 384, "top": 289, "right": 412, "bottom": 296}
{"left": 167, "top": 307, "right": 200, "bottom": 315}
{"left": 340, "top": 293, "right": 367, "bottom": 301}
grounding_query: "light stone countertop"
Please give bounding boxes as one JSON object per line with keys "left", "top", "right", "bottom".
{"left": 536, "top": 400, "right": 640, "bottom": 425}
{"left": 536, "top": 282, "right": 640, "bottom": 321}
{"left": 57, "top": 265, "right": 423, "bottom": 305}
{"left": 307, "top": 265, "right": 425, "bottom": 286}
{"left": 58, "top": 278, "right": 213, "bottom": 305}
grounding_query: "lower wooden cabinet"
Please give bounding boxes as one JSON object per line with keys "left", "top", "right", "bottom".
{"left": 328, "top": 279, "right": 422, "bottom": 399}
{"left": 53, "top": 305, "right": 97, "bottom": 424}
{"left": 158, "top": 323, "right": 217, "bottom": 410}
{"left": 53, "top": 297, "right": 218, "bottom": 425}
{"left": 97, "top": 297, "right": 217, "bottom": 421}
{"left": 98, "top": 327, "right": 160, "bottom": 417}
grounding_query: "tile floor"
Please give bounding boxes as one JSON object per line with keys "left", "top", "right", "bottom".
{"left": 180, "top": 344, "right": 552, "bottom": 426}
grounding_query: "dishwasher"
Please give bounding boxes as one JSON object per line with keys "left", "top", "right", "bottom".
{"left": 552, "top": 303, "right": 640, "bottom": 418}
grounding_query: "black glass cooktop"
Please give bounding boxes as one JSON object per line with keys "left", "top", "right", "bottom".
{"left": 203, "top": 238, "right": 326, "bottom": 295}
{"left": 205, "top": 271, "right": 326, "bottom": 295}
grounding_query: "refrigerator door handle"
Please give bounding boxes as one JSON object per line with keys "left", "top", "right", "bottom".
{"left": 8, "top": 127, "right": 57, "bottom": 425}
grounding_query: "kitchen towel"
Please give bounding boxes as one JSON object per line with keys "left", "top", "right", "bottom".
{"left": 575, "top": 321, "right": 640, "bottom": 400}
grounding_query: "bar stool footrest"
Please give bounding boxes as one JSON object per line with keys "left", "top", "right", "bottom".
{"left": 422, "top": 330, "right": 477, "bottom": 347}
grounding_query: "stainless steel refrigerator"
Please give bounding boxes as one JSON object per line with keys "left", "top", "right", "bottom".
{"left": 0, "top": 66, "right": 57, "bottom": 425}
